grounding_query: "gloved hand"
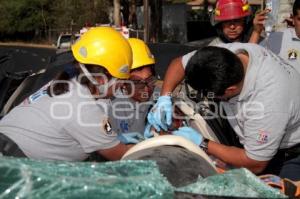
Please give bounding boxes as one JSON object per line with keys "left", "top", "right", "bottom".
{"left": 144, "top": 123, "right": 153, "bottom": 139}
{"left": 172, "top": 127, "right": 203, "bottom": 146}
{"left": 147, "top": 96, "right": 173, "bottom": 131}
{"left": 117, "top": 132, "right": 144, "bottom": 144}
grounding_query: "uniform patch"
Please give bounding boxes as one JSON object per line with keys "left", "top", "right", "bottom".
{"left": 22, "top": 89, "right": 48, "bottom": 105}
{"left": 288, "top": 49, "right": 298, "bottom": 60}
{"left": 256, "top": 130, "right": 269, "bottom": 144}
{"left": 102, "top": 119, "right": 116, "bottom": 136}
{"left": 22, "top": 82, "right": 51, "bottom": 105}
{"left": 120, "top": 120, "right": 129, "bottom": 132}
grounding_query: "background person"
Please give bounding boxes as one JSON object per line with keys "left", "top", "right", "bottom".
{"left": 257, "top": 0, "right": 300, "bottom": 73}
{"left": 0, "top": 27, "right": 134, "bottom": 161}
{"left": 209, "top": 0, "right": 262, "bottom": 45}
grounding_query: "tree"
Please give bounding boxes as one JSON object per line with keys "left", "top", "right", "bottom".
{"left": 114, "top": 0, "right": 121, "bottom": 26}
{"left": 0, "top": 0, "right": 111, "bottom": 41}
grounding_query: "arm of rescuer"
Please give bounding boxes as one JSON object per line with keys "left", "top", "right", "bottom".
{"left": 248, "top": 9, "right": 269, "bottom": 44}
{"left": 144, "top": 56, "right": 186, "bottom": 135}
{"left": 160, "top": 57, "right": 186, "bottom": 96}
{"left": 172, "top": 127, "right": 269, "bottom": 174}
{"left": 97, "top": 143, "right": 133, "bottom": 161}
{"left": 207, "top": 141, "right": 269, "bottom": 174}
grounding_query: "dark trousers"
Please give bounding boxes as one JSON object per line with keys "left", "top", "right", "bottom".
{"left": 262, "top": 144, "right": 300, "bottom": 181}
{"left": 279, "top": 155, "right": 300, "bottom": 181}
{"left": 0, "top": 133, "right": 26, "bottom": 157}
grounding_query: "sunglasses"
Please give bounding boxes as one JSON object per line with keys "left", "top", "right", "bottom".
{"left": 130, "top": 76, "right": 156, "bottom": 90}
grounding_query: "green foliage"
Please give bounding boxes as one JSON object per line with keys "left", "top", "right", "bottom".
{"left": 0, "top": 0, "right": 48, "bottom": 33}
{"left": 0, "top": 0, "right": 110, "bottom": 40}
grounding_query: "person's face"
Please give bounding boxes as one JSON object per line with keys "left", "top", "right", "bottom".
{"left": 293, "top": 10, "right": 300, "bottom": 38}
{"left": 127, "top": 66, "right": 155, "bottom": 102}
{"left": 221, "top": 18, "right": 245, "bottom": 42}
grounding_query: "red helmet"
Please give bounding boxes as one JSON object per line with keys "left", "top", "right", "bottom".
{"left": 213, "top": 0, "right": 251, "bottom": 23}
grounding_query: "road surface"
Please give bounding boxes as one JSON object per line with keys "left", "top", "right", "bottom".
{"left": 0, "top": 45, "right": 56, "bottom": 73}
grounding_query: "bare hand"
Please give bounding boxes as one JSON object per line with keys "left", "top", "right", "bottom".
{"left": 253, "top": 9, "right": 269, "bottom": 34}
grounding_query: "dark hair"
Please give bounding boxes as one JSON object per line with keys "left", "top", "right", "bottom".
{"left": 293, "top": 0, "right": 300, "bottom": 16}
{"left": 185, "top": 46, "right": 244, "bottom": 96}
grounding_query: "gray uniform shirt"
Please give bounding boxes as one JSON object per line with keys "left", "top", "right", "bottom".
{"left": 110, "top": 88, "right": 159, "bottom": 134}
{"left": 0, "top": 78, "right": 119, "bottom": 161}
{"left": 260, "top": 28, "right": 300, "bottom": 73}
{"left": 182, "top": 43, "right": 300, "bottom": 161}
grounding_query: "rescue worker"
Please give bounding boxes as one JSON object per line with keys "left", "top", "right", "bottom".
{"left": 256, "top": 0, "right": 300, "bottom": 73}
{"left": 0, "top": 27, "right": 134, "bottom": 161}
{"left": 209, "top": 0, "right": 261, "bottom": 45}
{"left": 147, "top": 43, "right": 300, "bottom": 181}
{"left": 111, "top": 38, "right": 157, "bottom": 144}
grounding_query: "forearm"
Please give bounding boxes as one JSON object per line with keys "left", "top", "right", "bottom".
{"left": 98, "top": 143, "right": 133, "bottom": 161}
{"left": 248, "top": 30, "right": 261, "bottom": 44}
{"left": 207, "top": 141, "right": 268, "bottom": 174}
{"left": 161, "top": 57, "right": 185, "bottom": 96}
{"left": 250, "top": 9, "right": 268, "bottom": 44}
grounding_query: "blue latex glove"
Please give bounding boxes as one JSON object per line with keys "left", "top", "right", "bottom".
{"left": 117, "top": 132, "right": 144, "bottom": 144}
{"left": 172, "top": 127, "right": 203, "bottom": 146}
{"left": 143, "top": 123, "right": 153, "bottom": 139}
{"left": 147, "top": 96, "right": 173, "bottom": 131}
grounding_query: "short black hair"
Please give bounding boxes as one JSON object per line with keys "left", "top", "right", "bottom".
{"left": 293, "top": 0, "right": 300, "bottom": 16}
{"left": 185, "top": 46, "right": 244, "bottom": 96}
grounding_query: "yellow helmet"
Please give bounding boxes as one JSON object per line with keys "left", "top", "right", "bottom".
{"left": 71, "top": 27, "right": 132, "bottom": 79}
{"left": 128, "top": 38, "right": 155, "bottom": 70}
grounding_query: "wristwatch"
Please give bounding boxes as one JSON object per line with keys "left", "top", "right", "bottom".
{"left": 200, "top": 138, "right": 209, "bottom": 153}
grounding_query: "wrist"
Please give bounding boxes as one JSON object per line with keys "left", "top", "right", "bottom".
{"left": 160, "top": 92, "right": 173, "bottom": 97}
{"left": 200, "top": 138, "right": 209, "bottom": 153}
{"left": 158, "top": 95, "right": 172, "bottom": 101}
{"left": 253, "top": 29, "right": 262, "bottom": 35}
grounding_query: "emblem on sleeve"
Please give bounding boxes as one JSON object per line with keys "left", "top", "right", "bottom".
{"left": 288, "top": 49, "right": 298, "bottom": 60}
{"left": 256, "top": 130, "right": 269, "bottom": 144}
{"left": 102, "top": 119, "right": 116, "bottom": 136}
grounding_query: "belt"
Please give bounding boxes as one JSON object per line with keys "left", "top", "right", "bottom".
{"left": 0, "top": 133, "right": 26, "bottom": 157}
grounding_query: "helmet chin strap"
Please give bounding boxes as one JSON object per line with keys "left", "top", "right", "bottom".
{"left": 97, "top": 77, "right": 117, "bottom": 94}
{"left": 78, "top": 63, "right": 117, "bottom": 96}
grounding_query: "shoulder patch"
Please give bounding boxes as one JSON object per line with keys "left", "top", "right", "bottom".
{"left": 102, "top": 119, "right": 116, "bottom": 137}
{"left": 256, "top": 130, "right": 269, "bottom": 144}
{"left": 288, "top": 49, "right": 298, "bottom": 60}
